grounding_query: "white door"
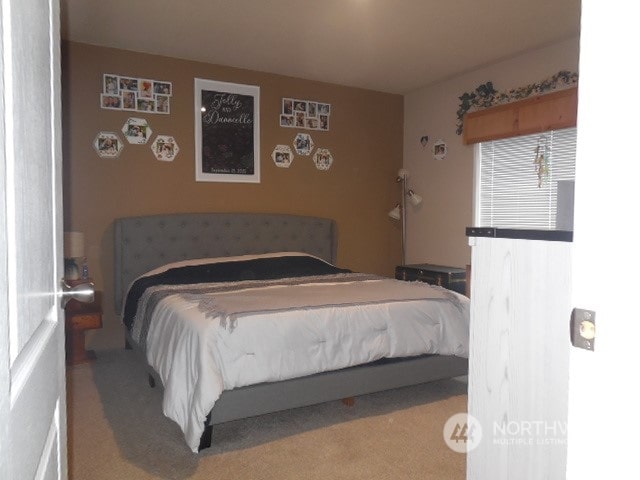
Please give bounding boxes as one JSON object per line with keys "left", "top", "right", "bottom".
{"left": 566, "top": 1, "right": 639, "bottom": 477}
{"left": 0, "top": 0, "right": 67, "bottom": 478}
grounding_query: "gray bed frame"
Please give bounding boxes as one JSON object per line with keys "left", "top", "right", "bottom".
{"left": 114, "top": 212, "right": 468, "bottom": 450}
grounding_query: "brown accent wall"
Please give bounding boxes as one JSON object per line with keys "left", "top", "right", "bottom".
{"left": 62, "top": 42, "right": 403, "bottom": 350}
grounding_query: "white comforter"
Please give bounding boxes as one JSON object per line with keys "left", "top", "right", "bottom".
{"left": 126, "top": 254, "right": 470, "bottom": 452}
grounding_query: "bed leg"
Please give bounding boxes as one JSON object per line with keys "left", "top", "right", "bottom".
{"left": 198, "top": 413, "right": 213, "bottom": 451}
{"left": 341, "top": 397, "right": 355, "bottom": 407}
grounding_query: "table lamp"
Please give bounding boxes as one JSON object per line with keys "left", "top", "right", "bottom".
{"left": 64, "top": 231, "right": 85, "bottom": 280}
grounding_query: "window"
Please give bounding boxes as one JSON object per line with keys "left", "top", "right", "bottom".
{"left": 474, "top": 127, "right": 576, "bottom": 230}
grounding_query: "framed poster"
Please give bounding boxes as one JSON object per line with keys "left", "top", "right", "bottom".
{"left": 194, "top": 78, "right": 260, "bottom": 183}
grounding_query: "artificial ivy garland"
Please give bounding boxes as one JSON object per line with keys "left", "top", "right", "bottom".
{"left": 456, "top": 70, "right": 578, "bottom": 135}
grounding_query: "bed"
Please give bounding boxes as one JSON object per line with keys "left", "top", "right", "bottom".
{"left": 114, "top": 212, "right": 469, "bottom": 452}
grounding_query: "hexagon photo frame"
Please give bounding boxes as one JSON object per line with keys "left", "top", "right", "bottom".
{"left": 93, "top": 131, "right": 124, "bottom": 158}
{"left": 313, "top": 148, "right": 333, "bottom": 171}
{"left": 122, "top": 117, "right": 152, "bottom": 145}
{"left": 272, "top": 145, "right": 293, "bottom": 168}
{"left": 151, "top": 135, "right": 180, "bottom": 162}
{"left": 293, "top": 132, "right": 314, "bottom": 156}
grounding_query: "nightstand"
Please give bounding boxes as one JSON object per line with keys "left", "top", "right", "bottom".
{"left": 395, "top": 263, "right": 467, "bottom": 295}
{"left": 65, "top": 289, "right": 102, "bottom": 365}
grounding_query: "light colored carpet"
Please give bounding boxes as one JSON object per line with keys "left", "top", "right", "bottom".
{"left": 67, "top": 350, "right": 468, "bottom": 480}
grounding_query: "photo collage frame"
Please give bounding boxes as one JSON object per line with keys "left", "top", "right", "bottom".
{"left": 101, "top": 73, "right": 172, "bottom": 114}
{"left": 280, "top": 98, "right": 330, "bottom": 131}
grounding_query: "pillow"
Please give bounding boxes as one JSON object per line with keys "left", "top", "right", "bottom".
{"left": 139, "top": 251, "right": 329, "bottom": 278}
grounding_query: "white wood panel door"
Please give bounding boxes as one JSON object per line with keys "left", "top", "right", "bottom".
{"left": 566, "top": 0, "right": 639, "bottom": 477}
{"left": 0, "top": 0, "right": 67, "bottom": 478}
{"left": 466, "top": 237, "right": 571, "bottom": 479}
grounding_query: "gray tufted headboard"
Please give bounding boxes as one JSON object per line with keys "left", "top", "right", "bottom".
{"left": 113, "top": 212, "right": 338, "bottom": 312}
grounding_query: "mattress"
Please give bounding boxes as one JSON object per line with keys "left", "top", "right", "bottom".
{"left": 123, "top": 252, "right": 470, "bottom": 452}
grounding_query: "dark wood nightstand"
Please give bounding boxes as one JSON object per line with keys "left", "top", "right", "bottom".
{"left": 65, "top": 289, "right": 102, "bottom": 365}
{"left": 395, "top": 263, "right": 467, "bottom": 295}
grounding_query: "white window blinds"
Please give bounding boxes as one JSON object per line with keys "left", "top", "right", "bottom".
{"left": 476, "top": 127, "right": 576, "bottom": 230}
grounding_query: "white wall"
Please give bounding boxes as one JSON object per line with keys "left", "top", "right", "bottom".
{"left": 403, "top": 37, "right": 580, "bottom": 268}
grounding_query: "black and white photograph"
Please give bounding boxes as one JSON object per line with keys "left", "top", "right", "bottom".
{"left": 293, "top": 100, "right": 307, "bottom": 113}
{"left": 280, "top": 114, "right": 294, "bottom": 127}
{"left": 282, "top": 98, "right": 293, "bottom": 115}
{"left": 293, "top": 132, "right": 314, "bottom": 156}
{"left": 313, "top": 148, "right": 334, "bottom": 171}
{"left": 318, "top": 103, "right": 331, "bottom": 115}
{"left": 271, "top": 144, "right": 293, "bottom": 168}
{"left": 307, "top": 102, "right": 317, "bottom": 117}
{"left": 319, "top": 114, "right": 329, "bottom": 131}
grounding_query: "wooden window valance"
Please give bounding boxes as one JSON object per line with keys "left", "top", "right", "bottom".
{"left": 462, "top": 87, "right": 578, "bottom": 145}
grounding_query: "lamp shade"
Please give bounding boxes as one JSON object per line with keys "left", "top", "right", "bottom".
{"left": 64, "top": 231, "right": 85, "bottom": 258}
{"left": 388, "top": 205, "right": 401, "bottom": 221}
{"left": 407, "top": 190, "right": 422, "bottom": 206}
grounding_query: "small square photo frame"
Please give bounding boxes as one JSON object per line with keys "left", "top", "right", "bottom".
{"left": 282, "top": 98, "right": 293, "bottom": 115}
{"left": 307, "top": 102, "right": 317, "bottom": 118}
{"left": 122, "top": 91, "right": 137, "bottom": 111}
{"left": 137, "top": 98, "right": 156, "bottom": 112}
{"left": 155, "top": 94, "right": 170, "bottom": 114}
{"left": 119, "top": 77, "right": 138, "bottom": 91}
{"left": 318, "top": 103, "right": 331, "bottom": 115}
{"left": 293, "top": 100, "right": 307, "bottom": 113}
{"left": 280, "top": 114, "right": 294, "bottom": 127}
{"left": 319, "top": 114, "right": 329, "bottom": 131}
{"left": 103, "top": 74, "right": 119, "bottom": 94}
{"left": 138, "top": 79, "right": 154, "bottom": 99}
{"left": 154, "top": 81, "right": 172, "bottom": 96}
{"left": 100, "top": 93, "right": 122, "bottom": 110}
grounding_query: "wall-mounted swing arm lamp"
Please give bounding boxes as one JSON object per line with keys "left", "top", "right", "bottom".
{"left": 387, "top": 168, "right": 422, "bottom": 265}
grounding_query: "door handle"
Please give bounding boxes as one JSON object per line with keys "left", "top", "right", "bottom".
{"left": 60, "top": 279, "right": 95, "bottom": 308}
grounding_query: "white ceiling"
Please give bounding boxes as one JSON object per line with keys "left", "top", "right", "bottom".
{"left": 60, "top": 0, "right": 581, "bottom": 94}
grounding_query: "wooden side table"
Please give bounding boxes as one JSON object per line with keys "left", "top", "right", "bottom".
{"left": 65, "top": 290, "right": 102, "bottom": 365}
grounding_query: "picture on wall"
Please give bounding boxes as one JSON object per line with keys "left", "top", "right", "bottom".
{"left": 194, "top": 78, "right": 260, "bottom": 183}
{"left": 271, "top": 144, "right": 293, "bottom": 168}
{"left": 122, "top": 117, "right": 152, "bottom": 145}
{"left": 293, "top": 132, "right": 314, "bottom": 155}
{"left": 280, "top": 97, "right": 330, "bottom": 131}
{"left": 93, "top": 131, "right": 123, "bottom": 158}
{"left": 100, "top": 73, "right": 172, "bottom": 115}
{"left": 152, "top": 135, "right": 180, "bottom": 162}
